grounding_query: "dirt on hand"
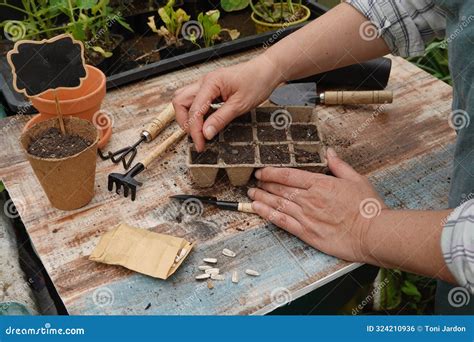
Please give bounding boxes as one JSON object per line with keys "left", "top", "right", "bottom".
{"left": 28, "top": 127, "right": 92, "bottom": 159}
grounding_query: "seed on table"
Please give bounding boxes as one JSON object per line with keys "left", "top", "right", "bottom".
{"left": 245, "top": 269, "right": 260, "bottom": 277}
{"left": 203, "top": 258, "right": 217, "bottom": 264}
{"left": 205, "top": 268, "right": 220, "bottom": 275}
{"left": 222, "top": 248, "right": 236, "bottom": 257}
{"left": 232, "top": 271, "right": 239, "bottom": 283}
{"left": 195, "top": 273, "right": 211, "bottom": 280}
{"left": 207, "top": 280, "right": 214, "bottom": 289}
{"left": 198, "top": 265, "right": 213, "bottom": 271}
{"left": 211, "top": 274, "right": 225, "bottom": 281}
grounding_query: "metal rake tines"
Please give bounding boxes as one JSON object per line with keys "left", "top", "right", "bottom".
{"left": 107, "top": 163, "right": 145, "bottom": 201}
{"left": 98, "top": 135, "right": 147, "bottom": 170}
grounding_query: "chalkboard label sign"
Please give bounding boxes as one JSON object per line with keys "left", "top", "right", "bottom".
{"left": 7, "top": 34, "right": 87, "bottom": 98}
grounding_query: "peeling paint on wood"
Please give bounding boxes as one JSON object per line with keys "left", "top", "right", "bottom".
{"left": 0, "top": 52, "right": 455, "bottom": 315}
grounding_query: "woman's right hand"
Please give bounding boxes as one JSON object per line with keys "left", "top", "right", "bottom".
{"left": 172, "top": 54, "right": 282, "bottom": 151}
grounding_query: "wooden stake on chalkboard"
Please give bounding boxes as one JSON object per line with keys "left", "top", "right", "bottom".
{"left": 53, "top": 90, "right": 66, "bottom": 135}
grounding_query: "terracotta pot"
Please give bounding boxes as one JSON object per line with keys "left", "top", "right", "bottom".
{"left": 251, "top": 4, "right": 311, "bottom": 34}
{"left": 25, "top": 65, "right": 112, "bottom": 149}
{"left": 20, "top": 117, "right": 99, "bottom": 211}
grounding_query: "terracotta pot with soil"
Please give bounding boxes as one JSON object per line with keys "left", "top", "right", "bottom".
{"left": 251, "top": 4, "right": 311, "bottom": 34}
{"left": 24, "top": 65, "right": 111, "bottom": 149}
{"left": 20, "top": 117, "right": 99, "bottom": 211}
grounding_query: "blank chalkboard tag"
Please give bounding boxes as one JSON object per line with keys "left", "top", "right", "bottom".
{"left": 7, "top": 34, "right": 87, "bottom": 97}
{"left": 7, "top": 34, "right": 87, "bottom": 134}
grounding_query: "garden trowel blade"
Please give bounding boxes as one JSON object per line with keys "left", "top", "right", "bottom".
{"left": 269, "top": 83, "right": 318, "bottom": 107}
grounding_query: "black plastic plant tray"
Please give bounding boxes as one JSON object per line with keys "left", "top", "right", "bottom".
{"left": 0, "top": 1, "right": 327, "bottom": 115}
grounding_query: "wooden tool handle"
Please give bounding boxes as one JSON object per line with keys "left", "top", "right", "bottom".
{"left": 142, "top": 128, "right": 186, "bottom": 168}
{"left": 238, "top": 202, "right": 256, "bottom": 214}
{"left": 143, "top": 103, "right": 175, "bottom": 142}
{"left": 323, "top": 90, "right": 393, "bottom": 105}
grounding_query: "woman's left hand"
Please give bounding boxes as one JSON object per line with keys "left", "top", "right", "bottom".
{"left": 248, "top": 148, "right": 387, "bottom": 263}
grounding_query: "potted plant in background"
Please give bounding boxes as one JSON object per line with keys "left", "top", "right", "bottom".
{"left": 0, "top": 0, "right": 132, "bottom": 69}
{"left": 221, "top": 0, "right": 311, "bottom": 33}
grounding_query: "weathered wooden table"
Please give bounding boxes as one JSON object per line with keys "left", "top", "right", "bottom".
{"left": 0, "top": 51, "right": 455, "bottom": 315}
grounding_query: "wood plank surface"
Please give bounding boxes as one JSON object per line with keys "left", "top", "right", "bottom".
{"left": 0, "top": 51, "right": 455, "bottom": 315}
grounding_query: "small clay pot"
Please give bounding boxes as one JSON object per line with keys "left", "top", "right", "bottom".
{"left": 24, "top": 65, "right": 111, "bottom": 149}
{"left": 251, "top": 4, "right": 311, "bottom": 34}
{"left": 20, "top": 117, "right": 99, "bottom": 211}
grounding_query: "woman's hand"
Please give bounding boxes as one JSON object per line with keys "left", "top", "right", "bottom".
{"left": 172, "top": 55, "right": 282, "bottom": 151}
{"left": 248, "top": 148, "right": 387, "bottom": 263}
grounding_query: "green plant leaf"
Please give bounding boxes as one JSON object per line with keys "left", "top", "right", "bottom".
{"left": 77, "top": 0, "right": 96, "bottom": 10}
{"left": 221, "top": 0, "right": 249, "bottom": 12}
{"left": 91, "top": 46, "right": 113, "bottom": 58}
{"left": 401, "top": 280, "right": 422, "bottom": 302}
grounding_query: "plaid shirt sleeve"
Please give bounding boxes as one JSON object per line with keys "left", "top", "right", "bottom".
{"left": 442, "top": 200, "right": 474, "bottom": 293}
{"left": 345, "top": 0, "right": 446, "bottom": 57}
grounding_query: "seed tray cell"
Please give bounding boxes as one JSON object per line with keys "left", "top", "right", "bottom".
{"left": 187, "top": 106, "right": 328, "bottom": 187}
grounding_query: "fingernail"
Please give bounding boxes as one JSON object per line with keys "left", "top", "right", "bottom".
{"left": 204, "top": 125, "right": 216, "bottom": 139}
{"left": 247, "top": 188, "right": 256, "bottom": 198}
{"left": 255, "top": 169, "right": 262, "bottom": 179}
{"left": 327, "top": 147, "right": 337, "bottom": 158}
{"left": 251, "top": 201, "right": 261, "bottom": 212}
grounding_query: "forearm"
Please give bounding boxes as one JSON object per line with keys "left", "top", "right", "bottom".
{"left": 363, "top": 209, "right": 455, "bottom": 283}
{"left": 259, "top": 3, "right": 390, "bottom": 82}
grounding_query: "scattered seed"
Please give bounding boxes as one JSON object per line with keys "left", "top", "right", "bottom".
{"left": 211, "top": 274, "right": 225, "bottom": 281}
{"left": 232, "top": 271, "right": 239, "bottom": 283}
{"left": 222, "top": 248, "right": 236, "bottom": 258}
{"left": 198, "top": 265, "right": 213, "bottom": 271}
{"left": 205, "top": 268, "right": 220, "bottom": 275}
{"left": 195, "top": 273, "right": 211, "bottom": 280}
{"left": 245, "top": 269, "right": 260, "bottom": 276}
{"left": 203, "top": 258, "right": 217, "bottom": 264}
{"left": 207, "top": 280, "right": 214, "bottom": 289}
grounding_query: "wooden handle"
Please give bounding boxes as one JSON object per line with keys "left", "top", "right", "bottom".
{"left": 142, "top": 128, "right": 186, "bottom": 168}
{"left": 238, "top": 202, "right": 256, "bottom": 214}
{"left": 323, "top": 90, "right": 393, "bottom": 105}
{"left": 143, "top": 103, "right": 175, "bottom": 142}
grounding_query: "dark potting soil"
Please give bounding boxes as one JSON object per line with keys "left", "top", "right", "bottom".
{"left": 223, "top": 125, "right": 253, "bottom": 142}
{"left": 220, "top": 144, "right": 255, "bottom": 164}
{"left": 28, "top": 128, "right": 92, "bottom": 159}
{"left": 232, "top": 112, "right": 252, "bottom": 123}
{"left": 294, "top": 148, "right": 321, "bottom": 164}
{"left": 257, "top": 126, "right": 288, "bottom": 142}
{"left": 191, "top": 148, "right": 218, "bottom": 165}
{"left": 259, "top": 145, "right": 291, "bottom": 164}
{"left": 290, "top": 124, "right": 319, "bottom": 141}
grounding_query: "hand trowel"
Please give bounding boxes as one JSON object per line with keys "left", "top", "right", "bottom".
{"left": 270, "top": 83, "right": 393, "bottom": 107}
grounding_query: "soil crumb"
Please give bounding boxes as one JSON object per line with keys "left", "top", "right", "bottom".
{"left": 28, "top": 128, "right": 92, "bottom": 159}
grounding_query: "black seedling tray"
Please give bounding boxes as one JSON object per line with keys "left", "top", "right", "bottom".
{"left": 0, "top": 1, "right": 327, "bottom": 115}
